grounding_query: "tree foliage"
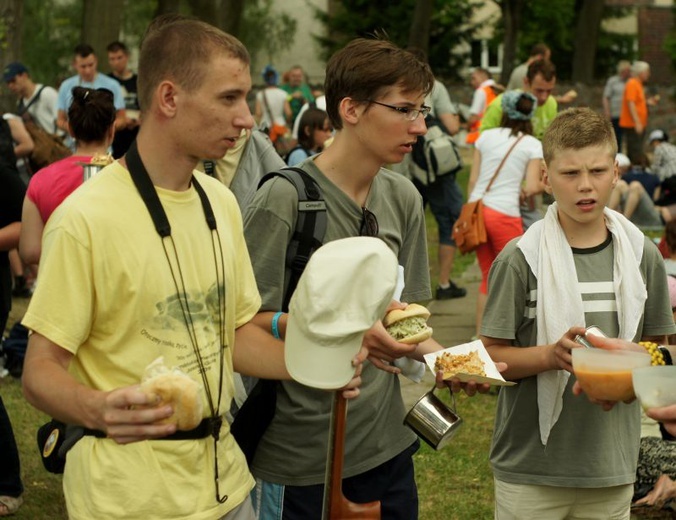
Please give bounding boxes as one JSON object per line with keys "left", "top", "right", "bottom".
{"left": 493, "top": 0, "right": 635, "bottom": 82}
{"left": 313, "top": 0, "right": 479, "bottom": 81}
{"left": 20, "top": 0, "right": 295, "bottom": 87}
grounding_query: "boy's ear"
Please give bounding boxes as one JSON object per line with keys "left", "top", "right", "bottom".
{"left": 611, "top": 159, "right": 619, "bottom": 188}
{"left": 542, "top": 160, "right": 553, "bottom": 195}
{"left": 339, "top": 97, "right": 361, "bottom": 126}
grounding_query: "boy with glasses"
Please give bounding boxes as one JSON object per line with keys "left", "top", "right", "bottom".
{"left": 242, "top": 37, "right": 484, "bottom": 519}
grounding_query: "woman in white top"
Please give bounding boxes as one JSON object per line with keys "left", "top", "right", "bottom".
{"left": 467, "top": 90, "right": 544, "bottom": 334}
{"left": 254, "top": 65, "right": 291, "bottom": 132}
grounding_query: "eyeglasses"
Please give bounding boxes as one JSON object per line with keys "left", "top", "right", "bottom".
{"left": 360, "top": 207, "right": 379, "bottom": 237}
{"left": 368, "top": 100, "right": 431, "bottom": 121}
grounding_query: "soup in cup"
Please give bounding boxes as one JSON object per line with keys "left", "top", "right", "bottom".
{"left": 572, "top": 348, "right": 651, "bottom": 401}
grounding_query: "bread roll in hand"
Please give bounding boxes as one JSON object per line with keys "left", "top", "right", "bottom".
{"left": 139, "top": 356, "right": 203, "bottom": 430}
{"left": 383, "top": 303, "right": 433, "bottom": 344}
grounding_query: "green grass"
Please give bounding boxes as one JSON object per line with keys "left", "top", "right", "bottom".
{"left": 415, "top": 391, "right": 497, "bottom": 520}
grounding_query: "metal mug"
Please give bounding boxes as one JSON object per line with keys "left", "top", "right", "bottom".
{"left": 82, "top": 163, "right": 105, "bottom": 182}
{"left": 404, "top": 385, "right": 463, "bottom": 450}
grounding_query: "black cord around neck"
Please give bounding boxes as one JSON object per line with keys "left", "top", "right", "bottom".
{"left": 125, "top": 141, "right": 228, "bottom": 504}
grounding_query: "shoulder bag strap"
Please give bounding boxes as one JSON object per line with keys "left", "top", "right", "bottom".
{"left": 261, "top": 90, "right": 275, "bottom": 126}
{"left": 19, "top": 85, "right": 46, "bottom": 115}
{"left": 484, "top": 134, "right": 525, "bottom": 195}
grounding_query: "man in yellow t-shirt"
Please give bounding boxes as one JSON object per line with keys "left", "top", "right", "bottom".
{"left": 20, "top": 16, "right": 361, "bottom": 520}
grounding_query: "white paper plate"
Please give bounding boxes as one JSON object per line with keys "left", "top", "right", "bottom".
{"left": 423, "top": 340, "right": 516, "bottom": 386}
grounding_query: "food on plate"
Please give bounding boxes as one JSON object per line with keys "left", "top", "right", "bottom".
{"left": 434, "top": 350, "right": 486, "bottom": 378}
{"left": 139, "top": 356, "right": 203, "bottom": 430}
{"left": 383, "top": 303, "right": 433, "bottom": 344}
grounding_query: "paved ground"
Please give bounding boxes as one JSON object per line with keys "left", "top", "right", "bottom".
{"left": 399, "top": 261, "right": 482, "bottom": 409}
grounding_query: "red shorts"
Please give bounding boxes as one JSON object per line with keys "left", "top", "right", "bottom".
{"left": 476, "top": 206, "right": 524, "bottom": 294}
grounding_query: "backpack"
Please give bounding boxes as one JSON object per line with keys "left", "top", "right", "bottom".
{"left": 17, "top": 86, "right": 71, "bottom": 172}
{"left": 410, "top": 113, "right": 462, "bottom": 186}
{"left": 283, "top": 144, "right": 310, "bottom": 166}
{"left": 230, "top": 166, "right": 326, "bottom": 464}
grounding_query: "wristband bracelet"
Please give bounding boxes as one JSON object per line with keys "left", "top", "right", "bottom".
{"left": 658, "top": 345, "right": 673, "bottom": 366}
{"left": 271, "top": 312, "right": 284, "bottom": 340}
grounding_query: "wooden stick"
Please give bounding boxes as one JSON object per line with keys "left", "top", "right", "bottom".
{"left": 323, "top": 392, "right": 380, "bottom": 520}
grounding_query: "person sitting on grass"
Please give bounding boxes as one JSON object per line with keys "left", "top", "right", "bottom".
{"left": 608, "top": 152, "right": 671, "bottom": 228}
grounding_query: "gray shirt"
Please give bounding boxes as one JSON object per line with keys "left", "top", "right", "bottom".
{"left": 507, "top": 62, "right": 528, "bottom": 91}
{"left": 483, "top": 235, "right": 675, "bottom": 487}
{"left": 243, "top": 158, "right": 431, "bottom": 485}
{"left": 603, "top": 74, "right": 627, "bottom": 119}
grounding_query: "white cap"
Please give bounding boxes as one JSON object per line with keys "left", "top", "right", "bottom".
{"left": 615, "top": 153, "right": 631, "bottom": 168}
{"left": 285, "top": 237, "right": 398, "bottom": 389}
{"left": 649, "top": 129, "right": 668, "bottom": 143}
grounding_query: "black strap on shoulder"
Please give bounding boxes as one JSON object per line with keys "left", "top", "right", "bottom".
{"left": 18, "top": 85, "right": 46, "bottom": 115}
{"left": 125, "top": 141, "right": 217, "bottom": 237}
{"left": 258, "top": 166, "right": 327, "bottom": 311}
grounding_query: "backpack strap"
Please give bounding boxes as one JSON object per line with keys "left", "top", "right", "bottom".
{"left": 257, "top": 167, "right": 327, "bottom": 311}
{"left": 18, "top": 85, "right": 46, "bottom": 116}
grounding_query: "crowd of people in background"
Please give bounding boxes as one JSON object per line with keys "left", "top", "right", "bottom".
{"left": 0, "top": 21, "right": 676, "bottom": 520}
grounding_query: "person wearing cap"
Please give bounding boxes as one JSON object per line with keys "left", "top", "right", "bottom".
{"left": 20, "top": 17, "right": 364, "bottom": 520}
{"left": 619, "top": 61, "right": 659, "bottom": 166}
{"left": 55, "top": 44, "right": 126, "bottom": 140}
{"left": 467, "top": 90, "right": 543, "bottom": 337}
{"left": 602, "top": 60, "right": 631, "bottom": 152}
{"left": 254, "top": 65, "right": 291, "bottom": 133}
{"left": 609, "top": 146, "right": 676, "bottom": 228}
{"left": 615, "top": 152, "right": 661, "bottom": 200}
{"left": 243, "top": 37, "right": 493, "bottom": 520}
{"left": 4, "top": 61, "right": 59, "bottom": 135}
{"left": 649, "top": 129, "right": 676, "bottom": 183}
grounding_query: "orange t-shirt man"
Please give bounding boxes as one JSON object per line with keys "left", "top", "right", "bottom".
{"left": 619, "top": 77, "right": 647, "bottom": 129}
{"left": 466, "top": 85, "right": 497, "bottom": 144}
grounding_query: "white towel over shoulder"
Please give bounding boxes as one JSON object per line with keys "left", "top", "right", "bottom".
{"left": 517, "top": 203, "right": 646, "bottom": 445}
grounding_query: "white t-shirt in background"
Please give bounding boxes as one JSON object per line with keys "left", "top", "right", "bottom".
{"left": 469, "top": 128, "right": 543, "bottom": 217}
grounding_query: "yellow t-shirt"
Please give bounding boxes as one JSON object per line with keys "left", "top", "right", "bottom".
{"left": 196, "top": 128, "right": 248, "bottom": 187}
{"left": 23, "top": 162, "right": 261, "bottom": 520}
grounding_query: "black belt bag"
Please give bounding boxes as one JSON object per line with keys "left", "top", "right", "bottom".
{"left": 37, "top": 416, "right": 221, "bottom": 474}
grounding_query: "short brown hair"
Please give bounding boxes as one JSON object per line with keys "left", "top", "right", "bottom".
{"left": 542, "top": 108, "right": 617, "bottom": 164}
{"left": 323, "top": 38, "right": 434, "bottom": 131}
{"left": 137, "top": 17, "right": 249, "bottom": 112}
{"left": 529, "top": 43, "right": 550, "bottom": 58}
{"left": 526, "top": 59, "right": 556, "bottom": 83}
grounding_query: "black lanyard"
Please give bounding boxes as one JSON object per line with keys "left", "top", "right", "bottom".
{"left": 125, "top": 140, "right": 228, "bottom": 504}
